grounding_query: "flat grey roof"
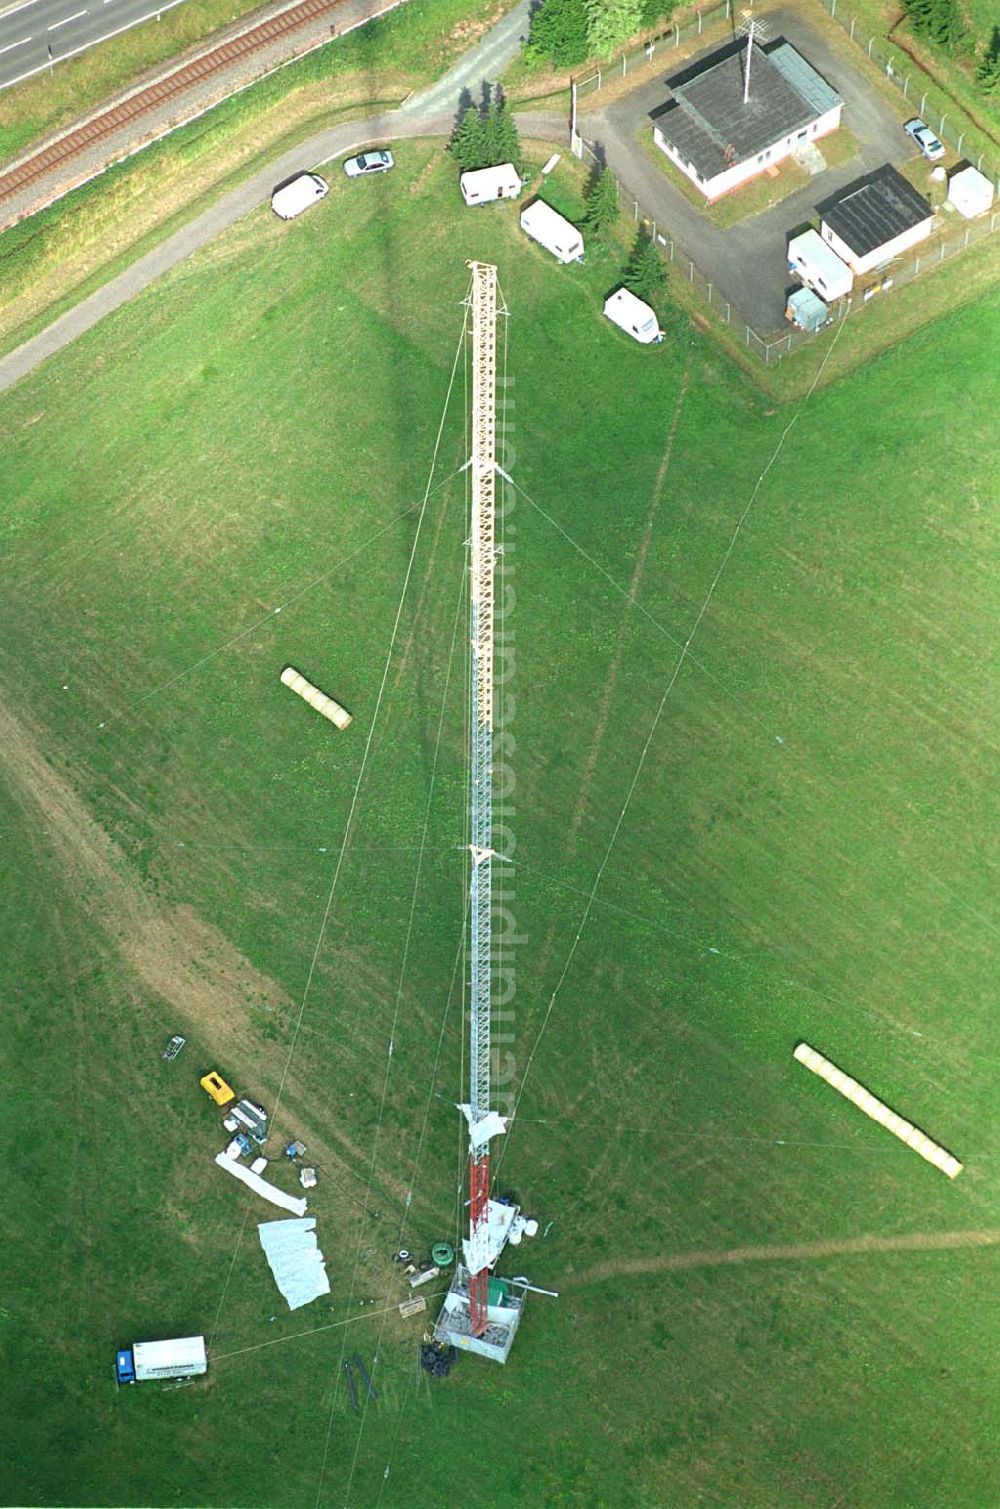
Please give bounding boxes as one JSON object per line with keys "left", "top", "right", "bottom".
{"left": 817, "top": 164, "right": 932, "bottom": 256}
{"left": 768, "top": 42, "right": 842, "bottom": 115}
{"left": 650, "top": 41, "right": 840, "bottom": 180}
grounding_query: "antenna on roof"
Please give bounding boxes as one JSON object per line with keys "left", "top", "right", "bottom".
{"left": 735, "top": 4, "right": 771, "bottom": 104}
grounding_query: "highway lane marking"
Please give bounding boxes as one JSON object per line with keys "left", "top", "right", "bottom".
{"left": 2, "top": 0, "right": 186, "bottom": 85}
{"left": 0, "top": 31, "right": 31, "bottom": 48}
{"left": 47, "top": 7, "right": 87, "bottom": 27}
{"left": 0, "top": 0, "right": 39, "bottom": 18}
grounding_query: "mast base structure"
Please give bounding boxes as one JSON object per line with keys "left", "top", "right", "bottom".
{"left": 434, "top": 1264, "right": 527, "bottom": 1364}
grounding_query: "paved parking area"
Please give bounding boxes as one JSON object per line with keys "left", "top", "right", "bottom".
{"left": 585, "top": 6, "right": 919, "bottom": 331}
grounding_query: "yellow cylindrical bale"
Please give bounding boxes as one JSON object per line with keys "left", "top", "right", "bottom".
{"left": 280, "top": 664, "right": 352, "bottom": 730}
{"left": 792, "top": 1040, "right": 962, "bottom": 1179}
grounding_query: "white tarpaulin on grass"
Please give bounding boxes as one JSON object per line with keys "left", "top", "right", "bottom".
{"left": 214, "top": 1152, "right": 307, "bottom": 1215}
{"left": 258, "top": 1218, "right": 331, "bottom": 1310}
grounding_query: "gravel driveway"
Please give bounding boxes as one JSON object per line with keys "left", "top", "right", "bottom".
{"left": 586, "top": 6, "right": 915, "bottom": 332}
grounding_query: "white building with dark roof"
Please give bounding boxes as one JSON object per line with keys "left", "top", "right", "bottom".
{"left": 817, "top": 164, "right": 933, "bottom": 274}
{"left": 650, "top": 39, "right": 843, "bottom": 202}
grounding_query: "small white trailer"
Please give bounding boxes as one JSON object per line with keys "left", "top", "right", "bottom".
{"left": 519, "top": 200, "right": 584, "bottom": 263}
{"left": 787, "top": 228, "right": 853, "bottom": 300}
{"left": 271, "top": 173, "right": 329, "bottom": 220}
{"left": 460, "top": 163, "right": 523, "bottom": 206}
{"left": 603, "top": 288, "right": 662, "bottom": 345}
{"left": 116, "top": 1336, "right": 207, "bottom": 1384}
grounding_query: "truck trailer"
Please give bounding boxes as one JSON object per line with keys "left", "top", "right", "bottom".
{"left": 115, "top": 1335, "right": 207, "bottom": 1385}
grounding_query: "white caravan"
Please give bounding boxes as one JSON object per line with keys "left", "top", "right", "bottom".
{"left": 603, "top": 288, "right": 662, "bottom": 344}
{"left": 519, "top": 200, "right": 584, "bottom": 264}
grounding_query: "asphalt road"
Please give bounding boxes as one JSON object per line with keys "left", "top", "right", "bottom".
{"left": 0, "top": 0, "right": 192, "bottom": 91}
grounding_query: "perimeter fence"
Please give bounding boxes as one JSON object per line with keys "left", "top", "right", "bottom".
{"left": 574, "top": 135, "right": 1000, "bottom": 364}
{"left": 817, "top": 0, "right": 1000, "bottom": 185}
{"left": 574, "top": 0, "right": 734, "bottom": 101}
{"left": 570, "top": 0, "right": 1000, "bottom": 364}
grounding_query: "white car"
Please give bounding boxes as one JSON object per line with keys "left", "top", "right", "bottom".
{"left": 903, "top": 118, "right": 945, "bottom": 161}
{"left": 344, "top": 149, "right": 395, "bottom": 178}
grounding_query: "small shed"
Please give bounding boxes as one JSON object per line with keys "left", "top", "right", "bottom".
{"left": 785, "top": 287, "right": 830, "bottom": 333}
{"left": 460, "top": 164, "right": 523, "bottom": 206}
{"left": 519, "top": 200, "right": 584, "bottom": 263}
{"left": 818, "top": 164, "right": 932, "bottom": 275}
{"left": 603, "top": 288, "right": 662, "bottom": 344}
{"left": 947, "top": 165, "right": 994, "bottom": 219}
{"left": 787, "top": 228, "right": 853, "bottom": 300}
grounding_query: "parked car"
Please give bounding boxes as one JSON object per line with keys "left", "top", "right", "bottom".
{"left": 271, "top": 173, "right": 329, "bottom": 220}
{"left": 903, "top": 118, "right": 945, "bottom": 160}
{"left": 344, "top": 150, "right": 394, "bottom": 178}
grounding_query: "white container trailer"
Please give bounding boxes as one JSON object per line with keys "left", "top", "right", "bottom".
{"left": 603, "top": 288, "right": 662, "bottom": 344}
{"left": 787, "top": 228, "right": 853, "bottom": 300}
{"left": 519, "top": 200, "right": 584, "bottom": 263}
{"left": 271, "top": 173, "right": 329, "bottom": 220}
{"left": 116, "top": 1336, "right": 207, "bottom": 1384}
{"left": 460, "top": 164, "right": 523, "bottom": 206}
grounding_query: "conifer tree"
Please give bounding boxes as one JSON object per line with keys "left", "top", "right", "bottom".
{"left": 927, "top": 0, "right": 967, "bottom": 54}
{"left": 583, "top": 166, "right": 619, "bottom": 232}
{"left": 491, "top": 96, "right": 522, "bottom": 171}
{"left": 624, "top": 233, "right": 666, "bottom": 300}
{"left": 450, "top": 106, "right": 487, "bottom": 172}
{"left": 976, "top": 26, "right": 1000, "bottom": 93}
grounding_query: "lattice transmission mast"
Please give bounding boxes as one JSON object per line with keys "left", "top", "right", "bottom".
{"left": 434, "top": 261, "right": 528, "bottom": 1365}
{"left": 467, "top": 258, "right": 499, "bottom": 1337}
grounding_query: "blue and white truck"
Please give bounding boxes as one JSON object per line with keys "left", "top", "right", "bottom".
{"left": 115, "top": 1335, "right": 207, "bottom": 1385}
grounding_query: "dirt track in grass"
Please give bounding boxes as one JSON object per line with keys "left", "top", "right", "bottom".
{"left": 566, "top": 1228, "right": 1000, "bottom": 1286}
{"left": 0, "top": 689, "right": 411, "bottom": 1201}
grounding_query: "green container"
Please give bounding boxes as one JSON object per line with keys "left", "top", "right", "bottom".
{"left": 431, "top": 1241, "right": 455, "bottom": 1268}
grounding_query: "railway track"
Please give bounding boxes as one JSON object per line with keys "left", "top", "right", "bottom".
{"left": 0, "top": 0, "right": 349, "bottom": 207}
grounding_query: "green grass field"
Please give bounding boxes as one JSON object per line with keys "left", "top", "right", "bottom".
{"left": 0, "top": 143, "right": 997, "bottom": 1507}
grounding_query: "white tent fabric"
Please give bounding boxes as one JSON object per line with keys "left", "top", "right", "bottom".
{"left": 258, "top": 1218, "right": 331, "bottom": 1310}
{"left": 947, "top": 165, "right": 994, "bottom": 218}
{"left": 214, "top": 1152, "right": 308, "bottom": 1214}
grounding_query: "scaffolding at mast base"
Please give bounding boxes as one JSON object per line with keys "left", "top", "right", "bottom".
{"left": 435, "top": 1266, "right": 526, "bottom": 1363}
{"left": 434, "top": 258, "right": 527, "bottom": 1364}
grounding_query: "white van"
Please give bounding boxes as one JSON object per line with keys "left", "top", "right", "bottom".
{"left": 271, "top": 173, "right": 329, "bottom": 221}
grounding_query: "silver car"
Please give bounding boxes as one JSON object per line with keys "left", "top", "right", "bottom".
{"left": 903, "top": 118, "right": 945, "bottom": 161}
{"left": 344, "top": 150, "right": 395, "bottom": 178}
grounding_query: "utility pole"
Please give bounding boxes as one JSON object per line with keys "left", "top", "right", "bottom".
{"left": 743, "top": 17, "right": 755, "bottom": 103}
